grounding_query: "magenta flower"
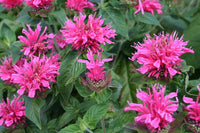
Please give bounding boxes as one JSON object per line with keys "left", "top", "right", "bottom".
{"left": 61, "top": 14, "right": 116, "bottom": 53}
{"left": 66, "top": 0, "right": 96, "bottom": 12}
{"left": 0, "top": 57, "right": 15, "bottom": 84}
{"left": 24, "top": 0, "right": 54, "bottom": 9}
{"left": 0, "top": 95, "right": 26, "bottom": 128}
{"left": 12, "top": 55, "right": 61, "bottom": 98}
{"left": 77, "top": 50, "right": 112, "bottom": 91}
{"left": 47, "top": 33, "right": 67, "bottom": 51}
{"left": 134, "top": 0, "right": 163, "bottom": 15}
{"left": 129, "top": 32, "right": 194, "bottom": 79}
{"left": 18, "top": 23, "right": 54, "bottom": 57}
{"left": 0, "top": 0, "right": 23, "bottom": 9}
{"left": 124, "top": 84, "right": 179, "bottom": 132}
{"left": 183, "top": 84, "right": 200, "bottom": 127}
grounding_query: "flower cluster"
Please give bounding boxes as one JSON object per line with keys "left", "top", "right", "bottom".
{"left": 134, "top": 0, "right": 163, "bottom": 15}
{"left": 129, "top": 32, "right": 194, "bottom": 79}
{"left": 0, "top": 0, "right": 23, "bottom": 9}
{"left": 124, "top": 84, "right": 179, "bottom": 132}
{"left": 18, "top": 23, "right": 54, "bottom": 57}
{"left": 66, "top": 0, "right": 96, "bottom": 12}
{"left": 25, "top": 0, "right": 54, "bottom": 9}
{"left": 12, "top": 55, "right": 61, "bottom": 98}
{"left": 61, "top": 14, "right": 116, "bottom": 53}
{"left": 0, "top": 96, "right": 26, "bottom": 128}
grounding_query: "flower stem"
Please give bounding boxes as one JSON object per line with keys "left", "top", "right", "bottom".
{"left": 101, "top": 117, "right": 106, "bottom": 133}
{"left": 85, "top": 128, "right": 93, "bottom": 133}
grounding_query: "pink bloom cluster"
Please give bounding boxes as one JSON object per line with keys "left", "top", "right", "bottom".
{"left": 124, "top": 84, "right": 178, "bottom": 132}
{"left": 129, "top": 32, "right": 194, "bottom": 79}
{"left": 25, "top": 0, "right": 54, "bottom": 9}
{"left": 0, "top": 0, "right": 23, "bottom": 9}
{"left": 18, "top": 23, "right": 54, "bottom": 57}
{"left": 47, "top": 33, "right": 67, "bottom": 51}
{"left": 134, "top": 0, "right": 163, "bottom": 15}
{"left": 66, "top": 0, "right": 96, "bottom": 12}
{"left": 61, "top": 14, "right": 116, "bottom": 53}
{"left": 12, "top": 55, "right": 61, "bottom": 98}
{"left": 0, "top": 96, "right": 26, "bottom": 128}
{"left": 183, "top": 84, "right": 200, "bottom": 126}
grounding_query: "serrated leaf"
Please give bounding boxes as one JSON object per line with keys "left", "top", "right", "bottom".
{"left": 75, "top": 79, "right": 93, "bottom": 97}
{"left": 24, "top": 97, "right": 45, "bottom": 130}
{"left": 136, "top": 12, "right": 162, "bottom": 28}
{"left": 83, "top": 103, "right": 111, "bottom": 129}
{"left": 52, "top": 9, "right": 67, "bottom": 26}
{"left": 99, "top": 7, "right": 129, "bottom": 38}
{"left": 58, "top": 124, "right": 83, "bottom": 133}
{"left": 1, "top": 23, "right": 16, "bottom": 44}
{"left": 95, "top": 89, "right": 112, "bottom": 103}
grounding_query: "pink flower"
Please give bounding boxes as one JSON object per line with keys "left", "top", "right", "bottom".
{"left": 183, "top": 84, "right": 200, "bottom": 127}
{"left": 12, "top": 55, "right": 61, "bottom": 98}
{"left": 18, "top": 23, "right": 54, "bottom": 57}
{"left": 61, "top": 14, "right": 116, "bottom": 53}
{"left": 24, "top": 0, "right": 54, "bottom": 9}
{"left": 0, "top": 57, "right": 15, "bottom": 84}
{"left": 0, "top": 0, "right": 23, "bottom": 9}
{"left": 129, "top": 32, "right": 194, "bottom": 79}
{"left": 134, "top": 0, "right": 163, "bottom": 15}
{"left": 66, "top": 0, "right": 96, "bottom": 12}
{"left": 124, "top": 84, "right": 179, "bottom": 132}
{"left": 47, "top": 33, "right": 67, "bottom": 51}
{"left": 0, "top": 95, "right": 26, "bottom": 128}
{"left": 77, "top": 50, "right": 112, "bottom": 91}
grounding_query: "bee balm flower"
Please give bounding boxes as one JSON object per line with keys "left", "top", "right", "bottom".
{"left": 25, "top": 0, "right": 54, "bottom": 9}
{"left": 129, "top": 32, "right": 194, "bottom": 79}
{"left": 66, "top": 0, "right": 96, "bottom": 12}
{"left": 124, "top": 84, "right": 179, "bottom": 132}
{"left": 0, "top": 0, "right": 23, "bottom": 10}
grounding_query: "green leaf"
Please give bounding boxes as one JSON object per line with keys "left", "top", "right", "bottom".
{"left": 136, "top": 12, "right": 162, "bottom": 28}
{"left": 0, "top": 23, "right": 16, "bottom": 44}
{"left": 58, "top": 124, "right": 83, "bottom": 133}
{"left": 24, "top": 97, "right": 45, "bottom": 130}
{"left": 52, "top": 9, "right": 67, "bottom": 26}
{"left": 95, "top": 89, "right": 112, "bottom": 103}
{"left": 99, "top": 7, "right": 129, "bottom": 39}
{"left": 182, "top": 13, "right": 200, "bottom": 69}
{"left": 83, "top": 103, "right": 111, "bottom": 129}
{"left": 75, "top": 79, "right": 93, "bottom": 97}
{"left": 9, "top": 42, "right": 22, "bottom": 64}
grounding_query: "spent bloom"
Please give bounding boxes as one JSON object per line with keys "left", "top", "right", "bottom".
{"left": 124, "top": 84, "right": 179, "bottom": 132}
{"left": 0, "top": 95, "right": 26, "bottom": 128}
{"left": 61, "top": 14, "right": 116, "bottom": 53}
{"left": 134, "top": 0, "right": 163, "bottom": 15}
{"left": 129, "top": 32, "right": 194, "bottom": 79}
{"left": 77, "top": 50, "right": 112, "bottom": 91}
{"left": 0, "top": 0, "right": 23, "bottom": 9}
{"left": 12, "top": 55, "right": 61, "bottom": 98}
{"left": 66, "top": 0, "right": 96, "bottom": 12}
{"left": 0, "top": 57, "right": 15, "bottom": 84}
{"left": 18, "top": 23, "right": 54, "bottom": 57}
{"left": 183, "top": 84, "right": 200, "bottom": 127}
{"left": 24, "top": 0, "right": 54, "bottom": 9}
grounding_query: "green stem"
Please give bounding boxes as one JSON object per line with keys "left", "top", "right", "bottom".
{"left": 85, "top": 128, "right": 93, "bottom": 133}
{"left": 101, "top": 117, "right": 106, "bottom": 133}
{"left": 101, "top": 0, "right": 104, "bottom": 5}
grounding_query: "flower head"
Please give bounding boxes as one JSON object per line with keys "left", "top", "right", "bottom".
{"left": 25, "top": 0, "right": 54, "bottom": 9}
{"left": 61, "top": 14, "right": 116, "bottom": 53}
{"left": 183, "top": 84, "right": 200, "bottom": 127}
{"left": 66, "top": 0, "right": 96, "bottom": 12}
{"left": 134, "top": 0, "right": 163, "bottom": 15}
{"left": 129, "top": 32, "right": 194, "bottom": 79}
{"left": 78, "top": 50, "right": 112, "bottom": 91}
{"left": 0, "top": 57, "right": 15, "bottom": 84}
{"left": 18, "top": 23, "right": 54, "bottom": 57}
{"left": 124, "top": 84, "right": 179, "bottom": 132}
{"left": 12, "top": 55, "right": 61, "bottom": 98}
{"left": 0, "top": 0, "right": 23, "bottom": 9}
{"left": 0, "top": 95, "right": 26, "bottom": 128}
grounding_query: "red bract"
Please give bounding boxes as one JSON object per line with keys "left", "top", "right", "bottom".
{"left": 18, "top": 23, "right": 54, "bottom": 57}
{"left": 12, "top": 55, "right": 61, "bottom": 98}
{"left": 25, "top": 0, "right": 54, "bottom": 9}
{"left": 134, "top": 0, "right": 163, "bottom": 15}
{"left": 66, "top": 0, "right": 96, "bottom": 12}
{"left": 0, "top": 57, "right": 15, "bottom": 84}
{"left": 129, "top": 32, "right": 194, "bottom": 79}
{"left": 0, "top": 95, "right": 26, "bottom": 128}
{"left": 0, "top": 0, "right": 23, "bottom": 9}
{"left": 124, "top": 84, "right": 179, "bottom": 132}
{"left": 183, "top": 84, "right": 200, "bottom": 127}
{"left": 61, "top": 14, "right": 116, "bottom": 53}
